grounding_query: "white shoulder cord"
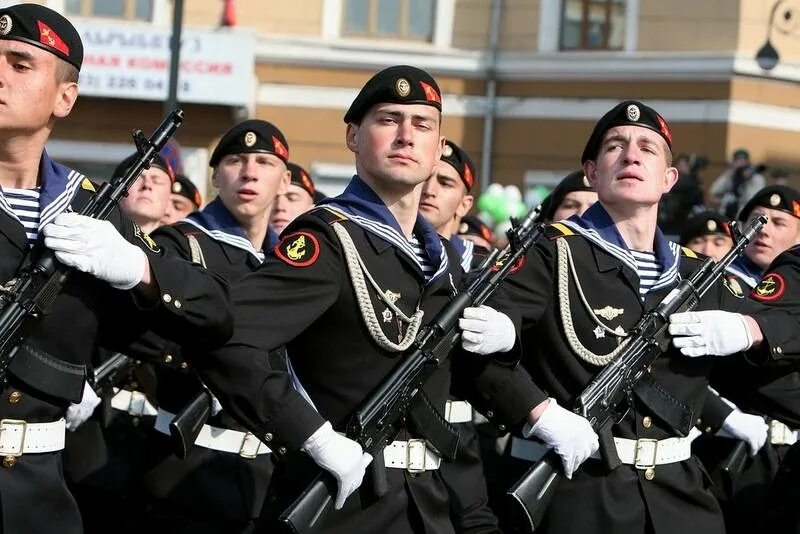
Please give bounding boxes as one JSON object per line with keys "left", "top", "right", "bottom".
{"left": 332, "top": 222, "right": 424, "bottom": 352}
{"left": 556, "top": 236, "right": 630, "bottom": 366}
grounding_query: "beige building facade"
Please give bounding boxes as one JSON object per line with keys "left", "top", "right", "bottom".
{"left": 27, "top": 0, "right": 800, "bottom": 198}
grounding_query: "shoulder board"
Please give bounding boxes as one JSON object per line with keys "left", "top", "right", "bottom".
{"left": 80, "top": 177, "right": 97, "bottom": 192}
{"left": 307, "top": 206, "right": 349, "bottom": 226}
{"left": 545, "top": 222, "right": 575, "bottom": 240}
{"left": 681, "top": 246, "right": 698, "bottom": 259}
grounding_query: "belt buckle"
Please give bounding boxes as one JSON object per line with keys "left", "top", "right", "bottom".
{"left": 406, "top": 439, "right": 427, "bottom": 474}
{"left": 634, "top": 438, "right": 658, "bottom": 470}
{"left": 770, "top": 420, "right": 792, "bottom": 446}
{"left": 0, "top": 419, "right": 27, "bottom": 457}
{"left": 238, "top": 432, "right": 261, "bottom": 459}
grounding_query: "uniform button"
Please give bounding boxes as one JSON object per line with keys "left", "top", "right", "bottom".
{"left": 264, "top": 433, "right": 273, "bottom": 442}
{"left": 7, "top": 391, "right": 21, "bottom": 404}
{"left": 179, "top": 362, "right": 188, "bottom": 370}
{"left": 696, "top": 418, "right": 702, "bottom": 425}
{"left": 705, "top": 426, "right": 712, "bottom": 433}
{"left": 644, "top": 468, "right": 655, "bottom": 480}
{"left": 642, "top": 416, "right": 652, "bottom": 429}
{"left": 164, "top": 354, "right": 173, "bottom": 364}
{"left": 174, "top": 300, "right": 182, "bottom": 309}
{"left": 777, "top": 347, "right": 783, "bottom": 354}
{"left": 497, "top": 424, "right": 506, "bottom": 432}
{"left": 278, "top": 446, "right": 287, "bottom": 455}
{"left": 486, "top": 411, "right": 494, "bottom": 418}
{"left": 3, "top": 456, "right": 16, "bottom": 468}
{"left": 162, "top": 293, "right": 172, "bottom": 303}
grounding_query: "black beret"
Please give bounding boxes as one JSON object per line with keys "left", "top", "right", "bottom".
{"left": 171, "top": 173, "right": 202, "bottom": 208}
{"left": 739, "top": 185, "right": 800, "bottom": 221}
{"left": 113, "top": 152, "right": 174, "bottom": 182}
{"left": 0, "top": 4, "right": 83, "bottom": 70}
{"left": 287, "top": 162, "right": 315, "bottom": 197}
{"left": 539, "top": 170, "right": 594, "bottom": 222}
{"left": 344, "top": 65, "right": 442, "bottom": 124}
{"left": 209, "top": 119, "right": 289, "bottom": 167}
{"left": 581, "top": 100, "right": 673, "bottom": 163}
{"left": 312, "top": 189, "right": 327, "bottom": 204}
{"left": 458, "top": 215, "right": 493, "bottom": 243}
{"left": 679, "top": 210, "right": 731, "bottom": 245}
{"left": 440, "top": 140, "right": 476, "bottom": 191}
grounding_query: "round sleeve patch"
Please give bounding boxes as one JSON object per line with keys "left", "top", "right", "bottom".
{"left": 491, "top": 254, "right": 525, "bottom": 274}
{"left": 274, "top": 231, "right": 320, "bottom": 267}
{"left": 751, "top": 272, "right": 785, "bottom": 302}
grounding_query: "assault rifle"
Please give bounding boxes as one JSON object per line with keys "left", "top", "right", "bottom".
{"left": 504, "top": 215, "right": 767, "bottom": 534}
{"left": 91, "top": 352, "right": 139, "bottom": 427}
{"left": 0, "top": 110, "right": 184, "bottom": 383}
{"left": 279, "top": 206, "right": 545, "bottom": 534}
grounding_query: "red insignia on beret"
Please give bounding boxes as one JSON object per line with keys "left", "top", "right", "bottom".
{"left": 480, "top": 224, "right": 492, "bottom": 243}
{"left": 272, "top": 136, "right": 289, "bottom": 160}
{"left": 193, "top": 190, "right": 202, "bottom": 207}
{"left": 793, "top": 200, "right": 800, "bottom": 218}
{"left": 300, "top": 171, "right": 315, "bottom": 194}
{"left": 36, "top": 20, "right": 69, "bottom": 56}
{"left": 655, "top": 114, "right": 672, "bottom": 146}
{"left": 419, "top": 81, "right": 441, "bottom": 105}
{"left": 463, "top": 165, "right": 474, "bottom": 189}
{"left": 274, "top": 231, "right": 320, "bottom": 267}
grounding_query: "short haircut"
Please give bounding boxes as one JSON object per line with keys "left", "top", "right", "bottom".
{"left": 56, "top": 60, "right": 78, "bottom": 84}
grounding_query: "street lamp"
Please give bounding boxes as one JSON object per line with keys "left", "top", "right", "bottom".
{"left": 756, "top": 0, "right": 800, "bottom": 71}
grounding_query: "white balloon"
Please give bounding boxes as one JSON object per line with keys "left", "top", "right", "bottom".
{"left": 486, "top": 183, "right": 504, "bottom": 196}
{"left": 504, "top": 184, "right": 522, "bottom": 202}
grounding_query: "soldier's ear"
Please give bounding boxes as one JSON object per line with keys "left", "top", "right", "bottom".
{"left": 345, "top": 123, "right": 359, "bottom": 154}
{"left": 583, "top": 160, "right": 597, "bottom": 186}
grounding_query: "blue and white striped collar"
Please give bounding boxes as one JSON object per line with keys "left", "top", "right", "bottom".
{"left": 319, "top": 175, "right": 448, "bottom": 284}
{"left": 183, "top": 197, "right": 278, "bottom": 262}
{"left": 450, "top": 234, "right": 474, "bottom": 272}
{"left": 0, "top": 150, "right": 84, "bottom": 235}
{"left": 726, "top": 255, "right": 762, "bottom": 289}
{"left": 560, "top": 202, "right": 682, "bottom": 292}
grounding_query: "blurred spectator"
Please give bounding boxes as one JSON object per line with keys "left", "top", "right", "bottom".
{"left": 709, "top": 148, "right": 766, "bottom": 219}
{"left": 769, "top": 167, "right": 792, "bottom": 186}
{"left": 658, "top": 153, "right": 705, "bottom": 236}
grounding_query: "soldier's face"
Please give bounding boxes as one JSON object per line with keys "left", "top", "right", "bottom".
{"left": 550, "top": 190, "right": 598, "bottom": 222}
{"left": 0, "top": 41, "right": 77, "bottom": 132}
{"left": 584, "top": 126, "right": 678, "bottom": 211}
{"left": 120, "top": 168, "right": 172, "bottom": 230}
{"left": 744, "top": 207, "right": 800, "bottom": 269}
{"left": 213, "top": 152, "right": 290, "bottom": 226}
{"left": 686, "top": 234, "right": 733, "bottom": 263}
{"left": 347, "top": 103, "right": 445, "bottom": 191}
{"left": 419, "top": 161, "right": 472, "bottom": 234}
{"left": 160, "top": 194, "right": 196, "bottom": 225}
{"left": 270, "top": 183, "right": 315, "bottom": 235}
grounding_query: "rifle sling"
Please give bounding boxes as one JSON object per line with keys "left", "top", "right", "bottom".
{"left": 632, "top": 372, "right": 694, "bottom": 437}
{"left": 408, "top": 390, "right": 459, "bottom": 462}
{"left": 8, "top": 344, "right": 85, "bottom": 403}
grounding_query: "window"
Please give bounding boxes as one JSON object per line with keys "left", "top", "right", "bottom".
{"left": 560, "top": 0, "right": 625, "bottom": 50}
{"left": 343, "top": 0, "right": 436, "bottom": 41}
{"left": 65, "top": 0, "right": 153, "bottom": 21}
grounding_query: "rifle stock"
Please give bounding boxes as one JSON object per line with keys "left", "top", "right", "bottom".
{"left": 504, "top": 215, "right": 767, "bottom": 533}
{"left": 278, "top": 206, "right": 545, "bottom": 534}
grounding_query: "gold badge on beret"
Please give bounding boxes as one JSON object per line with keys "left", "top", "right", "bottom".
{"left": 395, "top": 78, "right": 411, "bottom": 98}
{"left": 0, "top": 15, "right": 12, "bottom": 36}
{"left": 459, "top": 222, "right": 469, "bottom": 234}
{"left": 626, "top": 104, "right": 641, "bottom": 122}
{"left": 770, "top": 193, "right": 782, "bottom": 207}
{"left": 244, "top": 131, "right": 257, "bottom": 147}
{"left": 707, "top": 220, "right": 717, "bottom": 232}
{"left": 582, "top": 175, "right": 590, "bottom": 187}
{"left": 172, "top": 182, "right": 182, "bottom": 194}
{"left": 442, "top": 144, "right": 453, "bottom": 157}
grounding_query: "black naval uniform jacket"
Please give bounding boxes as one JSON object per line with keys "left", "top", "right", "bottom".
{"left": 194, "top": 177, "right": 538, "bottom": 534}
{"left": 489, "top": 203, "right": 799, "bottom": 534}
{"left": 140, "top": 198, "right": 278, "bottom": 527}
{"left": 0, "top": 160, "right": 231, "bottom": 534}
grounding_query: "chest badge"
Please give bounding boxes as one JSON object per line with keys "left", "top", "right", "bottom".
{"left": 593, "top": 325, "right": 605, "bottom": 339}
{"left": 382, "top": 308, "right": 393, "bottom": 323}
{"left": 593, "top": 306, "right": 624, "bottom": 321}
{"left": 384, "top": 290, "right": 401, "bottom": 304}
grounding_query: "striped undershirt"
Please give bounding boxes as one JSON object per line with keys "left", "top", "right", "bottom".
{"left": 630, "top": 249, "right": 662, "bottom": 296}
{"left": 409, "top": 234, "right": 436, "bottom": 280}
{"left": 5, "top": 187, "right": 40, "bottom": 247}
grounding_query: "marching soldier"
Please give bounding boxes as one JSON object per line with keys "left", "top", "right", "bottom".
{"left": 679, "top": 210, "right": 733, "bottom": 262}
{"left": 488, "top": 100, "right": 800, "bottom": 534}
{"left": 457, "top": 215, "right": 493, "bottom": 251}
{"left": 117, "top": 152, "right": 175, "bottom": 233}
{"left": 161, "top": 172, "right": 202, "bottom": 225}
{"left": 191, "top": 65, "right": 544, "bottom": 533}
{"left": 270, "top": 161, "right": 318, "bottom": 235}
{"left": 139, "top": 119, "right": 290, "bottom": 532}
{"left": 0, "top": 4, "right": 231, "bottom": 533}
{"left": 535, "top": 169, "right": 597, "bottom": 224}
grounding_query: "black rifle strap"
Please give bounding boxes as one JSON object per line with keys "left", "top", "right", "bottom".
{"left": 598, "top": 426, "right": 621, "bottom": 471}
{"left": 8, "top": 344, "right": 85, "bottom": 402}
{"left": 632, "top": 373, "right": 694, "bottom": 436}
{"left": 407, "top": 391, "right": 459, "bottom": 462}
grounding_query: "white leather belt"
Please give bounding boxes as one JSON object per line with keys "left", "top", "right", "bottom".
{"left": 383, "top": 439, "right": 441, "bottom": 472}
{"left": 444, "top": 400, "right": 473, "bottom": 424}
{"left": 509, "top": 436, "right": 549, "bottom": 462}
{"left": 597, "top": 436, "right": 693, "bottom": 468}
{"left": 0, "top": 418, "right": 65, "bottom": 455}
{"left": 111, "top": 389, "right": 158, "bottom": 417}
{"left": 155, "top": 409, "right": 271, "bottom": 458}
{"left": 770, "top": 419, "right": 798, "bottom": 446}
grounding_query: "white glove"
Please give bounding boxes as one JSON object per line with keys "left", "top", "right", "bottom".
{"left": 718, "top": 410, "right": 768, "bottom": 456}
{"left": 523, "top": 399, "right": 599, "bottom": 479}
{"left": 65, "top": 381, "right": 102, "bottom": 431}
{"left": 43, "top": 213, "right": 147, "bottom": 290}
{"left": 302, "top": 421, "right": 373, "bottom": 510}
{"left": 669, "top": 311, "right": 753, "bottom": 357}
{"left": 459, "top": 305, "right": 516, "bottom": 355}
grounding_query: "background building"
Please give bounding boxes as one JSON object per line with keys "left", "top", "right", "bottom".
{"left": 17, "top": 0, "right": 800, "bottom": 201}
